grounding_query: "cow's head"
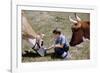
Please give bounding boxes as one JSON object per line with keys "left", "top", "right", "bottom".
{"left": 33, "top": 33, "right": 45, "bottom": 49}
{"left": 69, "top": 15, "right": 85, "bottom": 46}
{"left": 27, "top": 33, "right": 45, "bottom": 50}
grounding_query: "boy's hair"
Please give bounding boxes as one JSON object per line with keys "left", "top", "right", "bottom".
{"left": 52, "top": 28, "right": 61, "bottom": 35}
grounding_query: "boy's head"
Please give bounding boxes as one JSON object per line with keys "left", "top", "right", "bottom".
{"left": 52, "top": 28, "right": 61, "bottom": 39}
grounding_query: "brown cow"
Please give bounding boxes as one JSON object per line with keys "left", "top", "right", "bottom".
{"left": 69, "top": 14, "right": 90, "bottom": 46}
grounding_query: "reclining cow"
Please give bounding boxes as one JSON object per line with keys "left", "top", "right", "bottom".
{"left": 22, "top": 13, "right": 46, "bottom": 56}
{"left": 69, "top": 14, "right": 90, "bottom": 46}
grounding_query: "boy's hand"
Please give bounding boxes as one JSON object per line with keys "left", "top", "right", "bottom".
{"left": 54, "top": 44, "right": 64, "bottom": 48}
{"left": 51, "top": 45, "right": 55, "bottom": 48}
{"left": 48, "top": 45, "right": 55, "bottom": 49}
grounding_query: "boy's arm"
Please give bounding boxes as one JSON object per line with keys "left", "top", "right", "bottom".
{"left": 48, "top": 45, "right": 55, "bottom": 49}
{"left": 55, "top": 36, "right": 68, "bottom": 48}
{"left": 55, "top": 44, "right": 64, "bottom": 48}
{"left": 48, "top": 44, "right": 64, "bottom": 49}
{"left": 48, "top": 36, "right": 66, "bottom": 49}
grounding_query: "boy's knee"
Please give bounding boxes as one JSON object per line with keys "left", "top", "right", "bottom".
{"left": 65, "top": 46, "right": 69, "bottom": 52}
{"left": 54, "top": 48, "right": 64, "bottom": 56}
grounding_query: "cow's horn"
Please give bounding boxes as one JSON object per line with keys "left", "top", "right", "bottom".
{"left": 75, "top": 15, "right": 81, "bottom": 21}
{"left": 69, "top": 16, "right": 77, "bottom": 23}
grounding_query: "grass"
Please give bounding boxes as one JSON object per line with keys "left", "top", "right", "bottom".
{"left": 22, "top": 10, "right": 90, "bottom": 62}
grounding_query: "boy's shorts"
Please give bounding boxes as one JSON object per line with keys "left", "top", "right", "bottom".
{"left": 54, "top": 46, "right": 69, "bottom": 56}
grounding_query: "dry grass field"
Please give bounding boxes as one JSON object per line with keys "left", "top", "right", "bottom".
{"left": 22, "top": 10, "right": 90, "bottom": 62}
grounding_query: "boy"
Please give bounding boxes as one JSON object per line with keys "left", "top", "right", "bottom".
{"left": 48, "top": 28, "right": 69, "bottom": 59}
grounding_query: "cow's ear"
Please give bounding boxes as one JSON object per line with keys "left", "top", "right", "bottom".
{"left": 38, "top": 33, "right": 45, "bottom": 38}
{"left": 41, "top": 34, "right": 45, "bottom": 38}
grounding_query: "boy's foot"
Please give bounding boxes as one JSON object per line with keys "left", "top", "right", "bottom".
{"left": 61, "top": 51, "right": 71, "bottom": 60}
{"left": 64, "top": 51, "right": 71, "bottom": 60}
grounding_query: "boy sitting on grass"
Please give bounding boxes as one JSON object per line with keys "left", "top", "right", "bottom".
{"left": 48, "top": 28, "right": 69, "bottom": 59}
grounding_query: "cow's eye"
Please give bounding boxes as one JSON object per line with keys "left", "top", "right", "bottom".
{"left": 72, "top": 28, "right": 80, "bottom": 32}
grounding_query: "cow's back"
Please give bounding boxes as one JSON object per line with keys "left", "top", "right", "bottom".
{"left": 22, "top": 15, "right": 37, "bottom": 39}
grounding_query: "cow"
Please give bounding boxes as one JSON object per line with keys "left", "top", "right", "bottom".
{"left": 22, "top": 12, "right": 45, "bottom": 56}
{"left": 69, "top": 14, "right": 90, "bottom": 46}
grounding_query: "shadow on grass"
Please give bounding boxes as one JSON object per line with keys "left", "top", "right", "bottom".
{"left": 22, "top": 50, "right": 40, "bottom": 57}
{"left": 22, "top": 50, "right": 62, "bottom": 59}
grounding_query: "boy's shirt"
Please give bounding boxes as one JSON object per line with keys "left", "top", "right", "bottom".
{"left": 55, "top": 34, "right": 69, "bottom": 48}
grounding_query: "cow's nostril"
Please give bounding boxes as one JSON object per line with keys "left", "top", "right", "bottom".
{"left": 69, "top": 42, "right": 72, "bottom": 46}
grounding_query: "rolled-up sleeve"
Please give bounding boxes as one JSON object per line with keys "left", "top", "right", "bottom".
{"left": 60, "top": 36, "right": 66, "bottom": 45}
